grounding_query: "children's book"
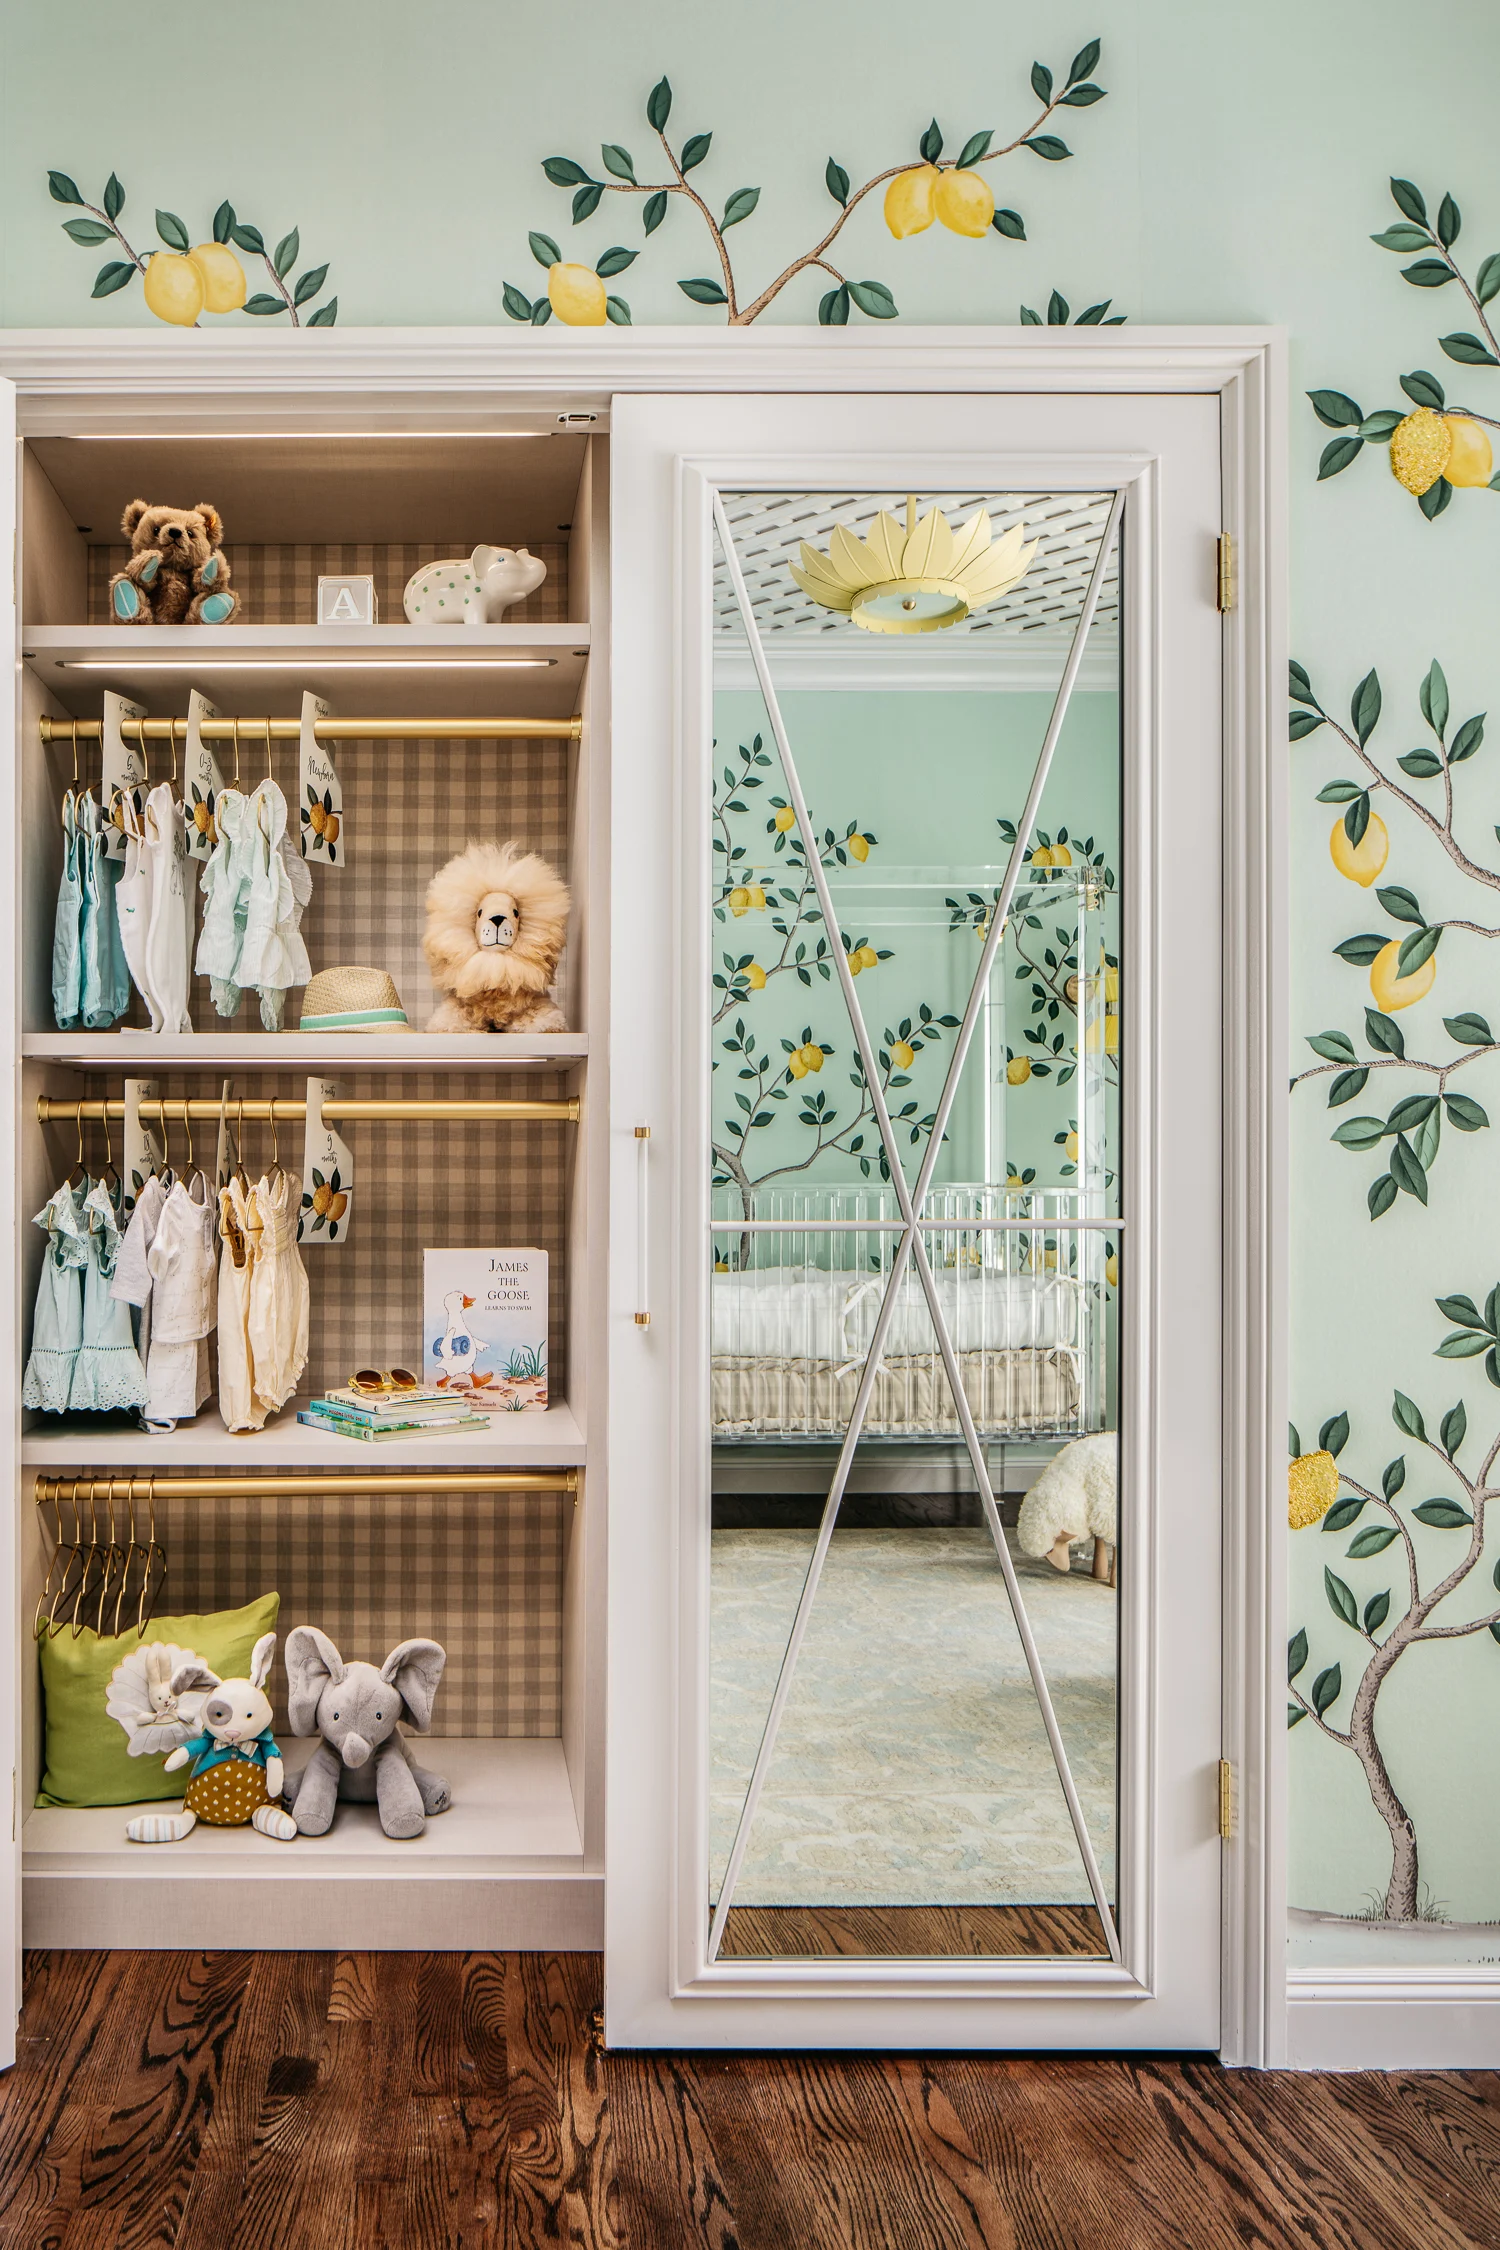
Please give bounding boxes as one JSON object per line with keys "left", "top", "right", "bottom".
{"left": 423, "top": 1248, "right": 549, "bottom": 1411}
{"left": 298, "top": 1410, "right": 487, "bottom": 1443}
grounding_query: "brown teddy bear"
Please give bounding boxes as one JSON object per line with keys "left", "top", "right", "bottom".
{"left": 108, "top": 499, "right": 239, "bottom": 626}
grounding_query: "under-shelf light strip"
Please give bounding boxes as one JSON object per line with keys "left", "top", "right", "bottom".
{"left": 57, "top": 659, "right": 558, "bottom": 672}
{"left": 35, "top": 1472, "right": 579, "bottom": 1500}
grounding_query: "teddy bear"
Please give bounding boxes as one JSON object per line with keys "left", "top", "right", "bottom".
{"left": 422, "top": 840, "right": 570, "bottom": 1032}
{"left": 108, "top": 497, "right": 239, "bottom": 626}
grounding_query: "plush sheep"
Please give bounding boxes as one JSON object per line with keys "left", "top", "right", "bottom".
{"left": 1016, "top": 1432, "right": 1117, "bottom": 1581}
{"left": 421, "top": 840, "right": 570, "bottom": 1033}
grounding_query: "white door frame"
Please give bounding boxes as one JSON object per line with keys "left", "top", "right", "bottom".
{"left": 0, "top": 328, "right": 1286, "bottom": 2067}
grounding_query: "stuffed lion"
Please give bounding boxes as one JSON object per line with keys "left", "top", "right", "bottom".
{"left": 422, "top": 841, "right": 570, "bottom": 1033}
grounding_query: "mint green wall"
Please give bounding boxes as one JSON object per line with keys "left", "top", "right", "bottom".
{"left": 6, "top": 0, "right": 1500, "bottom": 1951}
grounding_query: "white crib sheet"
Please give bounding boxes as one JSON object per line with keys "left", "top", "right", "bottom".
{"left": 710, "top": 1265, "right": 1082, "bottom": 1359}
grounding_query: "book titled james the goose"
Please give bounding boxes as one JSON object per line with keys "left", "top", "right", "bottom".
{"left": 423, "top": 1249, "right": 549, "bottom": 1412}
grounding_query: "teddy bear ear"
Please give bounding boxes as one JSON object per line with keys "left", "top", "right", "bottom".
{"left": 121, "top": 499, "right": 151, "bottom": 537}
{"left": 193, "top": 503, "right": 224, "bottom": 544}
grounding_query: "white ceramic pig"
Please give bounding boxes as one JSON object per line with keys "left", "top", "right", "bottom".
{"left": 402, "top": 544, "right": 548, "bottom": 627}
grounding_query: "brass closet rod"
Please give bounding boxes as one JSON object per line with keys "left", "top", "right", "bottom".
{"left": 35, "top": 1471, "right": 579, "bottom": 1501}
{"left": 37, "top": 1096, "right": 580, "bottom": 1124}
{"left": 39, "top": 715, "right": 581, "bottom": 743}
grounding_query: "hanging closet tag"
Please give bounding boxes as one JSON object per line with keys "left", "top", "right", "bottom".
{"left": 183, "top": 691, "right": 225, "bottom": 860}
{"left": 123, "top": 1079, "right": 163, "bottom": 1215}
{"left": 101, "top": 692, "right": 148, "bottom": 864}
{"left": 299, "top": 691, "right": 343, "bottom": 866}
{"left": 299, "top": 1077, "right": 353, "bottom": 1245}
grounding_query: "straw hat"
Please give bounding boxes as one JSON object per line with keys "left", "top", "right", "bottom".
{"left": 299, "top": 966, "right": 410, "bottom": 1032}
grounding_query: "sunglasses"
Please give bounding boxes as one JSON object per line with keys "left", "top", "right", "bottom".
{"left": 348, "top": 1367, "right": 421, "bottom": 1394}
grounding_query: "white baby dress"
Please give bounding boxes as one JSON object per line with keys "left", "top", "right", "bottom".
{"left": 115, "top": 784, "right": 194, "bottom": 1033}
{"left": 197, "top": 783, "right": 311, "bottom": 1031}
{"left": 217, "top": 1172, "right": 309, "bottom": 1432}
{"left": 110, "top": 1171, "right": 215, "bottom": 1428}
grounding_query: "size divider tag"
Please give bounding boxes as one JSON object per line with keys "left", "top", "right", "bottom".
{"left": 299, "top": 692, "right": 343, "bottom": 865}
{"left": 184, "top": 691, "right": 225, "bottom": 860}
{"left": 101, "top": 692, "right": 148, "bottom": 863}
{"left": 123, "top": 1079, "right": 163, "bottom": 1215}
{"left": 299, "top": 1077, "right": 353, "bottom": 1244}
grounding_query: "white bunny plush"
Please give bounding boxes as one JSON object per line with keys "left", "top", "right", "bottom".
{"left": 106, "top": 1641, "right": 210, "bottom": 1759}
{"left": 125, "top": 1632, "right": 296, "bottom": 1844}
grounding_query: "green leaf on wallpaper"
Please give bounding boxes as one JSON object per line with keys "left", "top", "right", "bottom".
{"left": 1436, "top": 1329, "right": 1490, "bottom": 1358}
{"left": 1332, "top": 1115, "right": 1387, "bottom": 1149}
{"left": 103, "top": 173, "right": 124, "bottom": 222}
{"left": 992, "top": 208, "right": 1026, "bottom": 239}
{"left": 1350, "top": 669, "right": 1382, "bottom": 745}
{"left": 1396, "top": 925, "right": 1441, "bottom": 978}
{"left": 1375, "top": 884, "right": 1424, "bottom": 926}
{"left": 1419, "top": 660, "right": 1449, "bottom": 739}
{"left": 543, "top": 156, "right": 591, "bottom": 186}
{"left": 1333, "top": 934, "right": 1385, "bottom": 966}
{"left": 1025, "top": 135, "right": 1072, "bottom": 160}
{"left": 1364, "top": 1006, "right": 1405, "bottom": 1057}
{"left": 62, "top": 219, "right": 112, "bottom": 245}
{"left": 1076, "top": 300, "right": 1114, "bottom": 324}
{"left": 1061, "top": 83, "right": 1106, "bottom": 106}
{"left": 1343, "top": 793, "right": 1371, "bottom": 847}
{"left": 1325, "top": 1569, "right": 1359, "bottom": 1630}
{"left": 1288, "top": 1703, "right": 1307, "bottom": 1728}
{"left": 47, "top": 170, "right": 82, "bottom": 205}
{"left": 681, "top": 133, "right": 713, "bottom": 172}
{"left": 1476, "top": 253, "right": 1500, "bottom": 305}
{"left": 1441, "top": 1401, "right": 1467, "bottom": 1456}
{"left": 647, "top": 76, "right": 672, "bottom": 131}
{"left": 956, "top": 131, "right": 993, "bottom": 166}
{"left": 212, "top": 199, "right": 233, "bottom": 243}
{"left": 605, "top": 295, "right": 632, "bottom": 325}
{"left": 1392, "top": 1391, "right": 1426, "bottom": 1440}
{"left": 1316, "top": 781, "right": 1363, "bottom": 802}
{"left": 1419, "top": 477, "right": 1453, "bottom": 519}
{"left": 1401, "top": 368, "right": 1445, "bottom": 409}
{"left": 1307, "top": 1030, "right": 1357, "bottom": 1063}
{"left": 1440, "top": 331, "right": 1500, "bottom": 366}
{"left": 502, "top": 282, "right": 535, "bottom": 322}
{"left": 643, "top": 192, "right": 667, "bottom": 235}
{"left": 306, "top": 298, "right": 339, "bottom": 326}
{"left": 1412, "top": 1497, "right": 1472, "bottom": 1529}
{"left": 1444, "top": 1013, "right": 1494, "bottom": 1046}
{"left": 1360, "top": 412, "right": 1402, "bottom": 440}
{"left": 1443, "top": 1094, "right": 1489, "bottom": 1131}
{"left": 1309, "top": 389, "right": 1363, "bottom": 427}
{"left": 1390, "top": 176, "right": 1428, "bottom": 224}
{"left": 848, "top": 280, "right": 898, "bottom": 319}
{"left": 1413, "top": 1103, "right": 1441, "bottom": 1170}
{"left": 1020, "top": 305, "right": 1043, "bottom": 326}
{"left": 1048, "top": 290, "right": 1070, "bottom": 325}
{"left": 1289, "top": 660, "right": 1321, "bottom": 707}
{"left": 678, "top": 277, "right": 728, "bottom": 304}
{"left": 1365, "top": 1591, "right": 1391, "bottom": 1635}
{"left": 1448, "top": 713, "right": 1485, "bottom": 763}
{"left": 1383, "top": 1456, "right": 1406, "bottom": 1499}
{"left": 825, "top": 158, "right": 849, "bottom": 206}
{"left": 1398, "top": 747, "right": 1444, "bottom": 777}
{"left": 243, "top": 293, "right": 287, "bottom": 315}
{"left": 1435, "top": 1294, "right": 1483, "bottom": 1328}
{"left": 273, "top": 228, "right": 298, "bottom": 279}
{"left": 819, "top": 285, "right": 850, "bottom": 326}
{"left": 595, "top": 245, "right": 638, "bottom": 277}
{"left": 920, "top": 119, "right": 944, "bottom": 161}
{"left": 1368, "top": 1172, "right": 1397, "bottom": 1220}
{"left": 1312, "top": 1663, "right": 1341, "bottom": 1716}
{"left": 1290, "top": 711, "right": 1326, "bottom": 739}
{"left": 231, "top": 223, "right": 266, "bottom": 255}
{"left": 1031, "top": 62, "right": 1054, "bottom": 103}
{"left": 91, "top": 261, "right": 134, "bottom": 298}
{"left": 293, "top": 263, "right": 329, "bottom": 307}
{"left": 1317, "top": 437, "right": 1364, "bottom": 480}
{"left": 155, "top": 209, "right": 190, "bottom": 252}
{"left": 1437, "top": 193, "right": 1461, "bottom": 248}
{"left": 721, "top": 188, "right": 760, "bottom": 229}
{"left": 530, "top": 232, "right": 561, "bottom": 268}
{"left": 1324, "top": 1494, "right": 1366, "bottom": 1532}
{"left": 1320, "top": 1411, "right": 1350, "bottom": 1457}
{"left": 1386, "top": 1094, "right": 1437, "bottom": 1134}
{"left": 1329, "top": 1069, "right": 1369, "bottom": 1106}
{"left": 1068, "top": 38, "right": 1102, "bottom": 84}
{"left": 1289, "top": 1422, "right": 1303, "bottom": 1459}
{"left": 1288, "top": 1627, "right": 1309, "bottom": 1681}
{"left": 1348, "top": 1526, "right": 1398, "bottom": 1558}
{"left": 601, "top": 143, "right": 637, "bottom": 182}
{"left": 573, "top": 183, "right": 604, "bottom": 223}
{"left": 1401, "top": 259, "right": 1454, "bottom": 288}
{"left": 1371, "top": 225, "right": 1431, "bottom": 252}
{"left": 1389, "top": 1134, "right": 1428, "bottom": 1202}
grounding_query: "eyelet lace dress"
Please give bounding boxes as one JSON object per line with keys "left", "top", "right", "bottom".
{"left": 22, "top": 1180, "right": 90, "bottom": 1412}
{"left": 68, "top": 1180, "right": 150, "bottom": 1413}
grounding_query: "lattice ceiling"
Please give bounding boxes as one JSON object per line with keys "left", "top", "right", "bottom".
{"left": 714, "top": 490, "right": 1118, "bottom": 640}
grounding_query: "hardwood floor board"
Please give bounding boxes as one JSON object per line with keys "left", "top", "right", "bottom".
{"left": 328, "top": 1951, "right": 379, "bottom": 2022}
{"left": 608, "top": 2050, "right": 740, "bottom": 2250}
{"left": 460, "top": 1954, "right": 509, "bottom": 2097}
{"left": 502, "top": 1953, "right": 620, "bottom": 2249}
{"left": 405, "top": 2092, "right": 508, "bottom": 2250}
{"left": 718, "top": 1902, "right": 1107, "bottom": 1960}
{"left": 209, "top": 2006, "right": 373, "bottom": 2250}
{"left": 0, "top": 1954, "right": 138, "bottom": 2223}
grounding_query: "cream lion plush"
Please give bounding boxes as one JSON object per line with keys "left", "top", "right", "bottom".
{"left": 422, "top": 841, "right": 570, "bottom": 1033}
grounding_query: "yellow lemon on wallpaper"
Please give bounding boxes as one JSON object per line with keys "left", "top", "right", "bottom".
{"left": 143, "top": 252, "right": 205, "bottom": 326}
{"left": 787, "top": 1051, "right": 808, "bottom": 1079}
{"left": 189, "top": 242, "right": 247, "bottom": 313}
{"left": 884, "top": 164, "right": 939, "bottom": 238}
{"left": 1288, "top": 1449, "right": 1339, "bottom": 1530}
{"left": 934, "top": 168, "right": 995, "bottom": 237}
{"left": 748, "top": 885, "right": 766, "bottom": 910}
{"left": 1389, "top": 407, "right": 1451, "bottom": 496}
{"left": 1370, "top": 936, "right": 1436, "bottom": 1012}
{"left": 856, "top": 944, "right": 878, "bottom": 969}
{"left": 1104, "top": 965, "right": 1119, "bottom": 1003}
{"left": 1065, "top": 1130, "right": 1080, "bottom": 1163}
{"left": 1105, "top": 1251, "right": 1119, "bottom": 1288}
{"left": 847, "top": 833, "right": 870, "bottom": 862}
{"left": 799, "top": 1043, "right": 824, "bottom": 1072}
{"left": 1006, "top": 1055, "right": 1031, "bottom": 1085}
{"left": 1328, "top": 811, "right": 1388, "bottom": 887}
{"left": 1031, "top": 845, "right": 1053, "bottom": 867}
{"left": 774, "top": 806, "right": 797, "bottom": 833}
{"left": 1443, "top": 415, "right": 1494, "bottom": 488}
{"left": 744, "top": 962, "right": 766, "bottom": 989}
{"left": 547, "top": 263, "right": 607, "bottom": 325}
{"left": 891, "top": 1039, "right": 915, "bottom": 1069}
{"left": 1105, "top": 1015, "right": 1118, "bottom": 1053}
{"left": 848, "top": 951, "right": 865, "bottom": 975}
{"left": 729, "top": 887, "right": 751, "bottom": 916}
{"left": 1006, "top": 1170, "right": 1025, "bottom": 1191}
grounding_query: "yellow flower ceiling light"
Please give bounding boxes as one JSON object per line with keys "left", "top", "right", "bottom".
{"left": 788, "top": 497, "right": 1037, "bottom": 635}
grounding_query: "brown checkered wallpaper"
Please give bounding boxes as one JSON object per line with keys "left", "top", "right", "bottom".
{"left": 87, "top": 542, "right": 570, "bottom": 626}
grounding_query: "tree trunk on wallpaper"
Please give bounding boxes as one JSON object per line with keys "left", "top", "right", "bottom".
{"left": 1347, "top": 1653, "right": 1421, "bottom": 1921}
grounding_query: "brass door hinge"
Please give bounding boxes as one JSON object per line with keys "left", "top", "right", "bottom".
{"left": 1217, "top": 1758, "right": 1234, "bottom": 1840}
{"left": 1216, "top": 534, "right": 1236, "bottom": 613}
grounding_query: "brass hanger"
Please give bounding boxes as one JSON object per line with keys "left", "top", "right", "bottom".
{"left": 64, "top": 1108, "right": 88, "bottom": 1194}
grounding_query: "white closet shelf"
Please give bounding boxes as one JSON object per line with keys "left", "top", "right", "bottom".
{"left": 24, "top": 625, "right": 590, "bottom": 724}
{"left": 23, "top": 1031, "right": 588, "bottom": 1070}
{"left": 22, "top": 1397, "right": 585, "bottom": 1470}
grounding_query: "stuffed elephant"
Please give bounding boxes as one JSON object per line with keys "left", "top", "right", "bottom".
{"left": 281, "top": 1627, "right": 451, "bottom": 1839}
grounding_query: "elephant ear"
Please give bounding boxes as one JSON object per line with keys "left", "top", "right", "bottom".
{"left": 380, "top": 1639, "right": 446, "bottom": 1733}
{"left": 285, "top": 1625, "right": 346, "bottom": 1736}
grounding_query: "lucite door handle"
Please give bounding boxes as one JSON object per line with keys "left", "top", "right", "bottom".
{"left": 635, "top": 1125, "right": 651, "bottom": 1327}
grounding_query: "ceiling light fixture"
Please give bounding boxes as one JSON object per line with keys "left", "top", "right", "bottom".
{"left": 789, "top": 497, "right": 1036, "bottom": 635}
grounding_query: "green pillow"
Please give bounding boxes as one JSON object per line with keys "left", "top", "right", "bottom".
{"left": 36, "top": 1592, "right": 280, "bottom": 1808}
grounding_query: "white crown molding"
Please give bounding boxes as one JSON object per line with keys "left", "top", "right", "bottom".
{"left": 713, "top": 631, "right": 1119, "bottom": 694}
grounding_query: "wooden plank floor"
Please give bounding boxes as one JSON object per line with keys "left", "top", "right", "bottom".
{"left": 3, "top": 1951, "right": 1499, "bottom": 2249}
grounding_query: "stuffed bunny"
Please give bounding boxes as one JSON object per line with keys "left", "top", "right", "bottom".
{"left": 106, "top": 1641, "right": 210, "bottom": 1759}
{"left": 281, "top": 1627, "right": 451, "bottom": 1839}
{"left": 125, "top": 1632, "right": 296, "bottom": 1843}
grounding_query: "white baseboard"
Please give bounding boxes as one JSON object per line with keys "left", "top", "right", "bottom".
{"left": 1287, "top": 1973, "right": 1500, "bottom": 2068}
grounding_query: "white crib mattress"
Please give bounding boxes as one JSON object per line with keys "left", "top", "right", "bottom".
{"left": 711, "top": 1348, "right": 1081, "bottom": 1439}
{"left": 710, "top": 1264, "right": 1083, "bottom": 1360}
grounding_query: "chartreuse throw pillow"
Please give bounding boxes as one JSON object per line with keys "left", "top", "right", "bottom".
{"left": 36, "top": 1592, "right": 280, "bottom": 1808}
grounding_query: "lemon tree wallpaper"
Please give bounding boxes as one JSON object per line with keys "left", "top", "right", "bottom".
{"left": 5, "top": 0, "right": 1499, "bottom": 1961}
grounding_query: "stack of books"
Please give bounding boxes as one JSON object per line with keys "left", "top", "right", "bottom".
{"left": 297, "top": 1385, "right": 488, "bottom": 1443}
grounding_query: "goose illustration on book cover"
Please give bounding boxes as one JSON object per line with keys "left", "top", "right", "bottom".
{"left": 423, "top": 1249, "right": 549, "bottom": 1412}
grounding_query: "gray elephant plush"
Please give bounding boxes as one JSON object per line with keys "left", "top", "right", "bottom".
{"left": 281, "top": 1627, "right": 452, "bottom": 1839}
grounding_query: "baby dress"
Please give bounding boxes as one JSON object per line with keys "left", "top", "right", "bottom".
{"left": 143, "top": 1176, "right": 216, "bottom": 1425}
{"left": 239, "top": 783, "right": 312, "bottom": 1032}
{"left": 142, "top": 782, "right": 193, "bottom": 1034}
{"left": 68, "top": 1180, "right": 149, "bottom": 1414}
{"left": 110, "top": 1171, "right": 166, "bottom": 1388}
{"left": 114, "top": 793, "right": 158, "bottom": 1028}
{"left": 22, "top": 1180, "right": 90, "bottom": 1411}
{"left": 51, "top": 794, "right": 84, "bottom": 1030}
{"left": 217, "top": 1174, "right": 263, "bottom": 1433}
{"left": 196, "top": 788, "right": 255, "bottom": 1019}
{"left": 76, "top": 793, "right": 131, "bottom": 1030}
